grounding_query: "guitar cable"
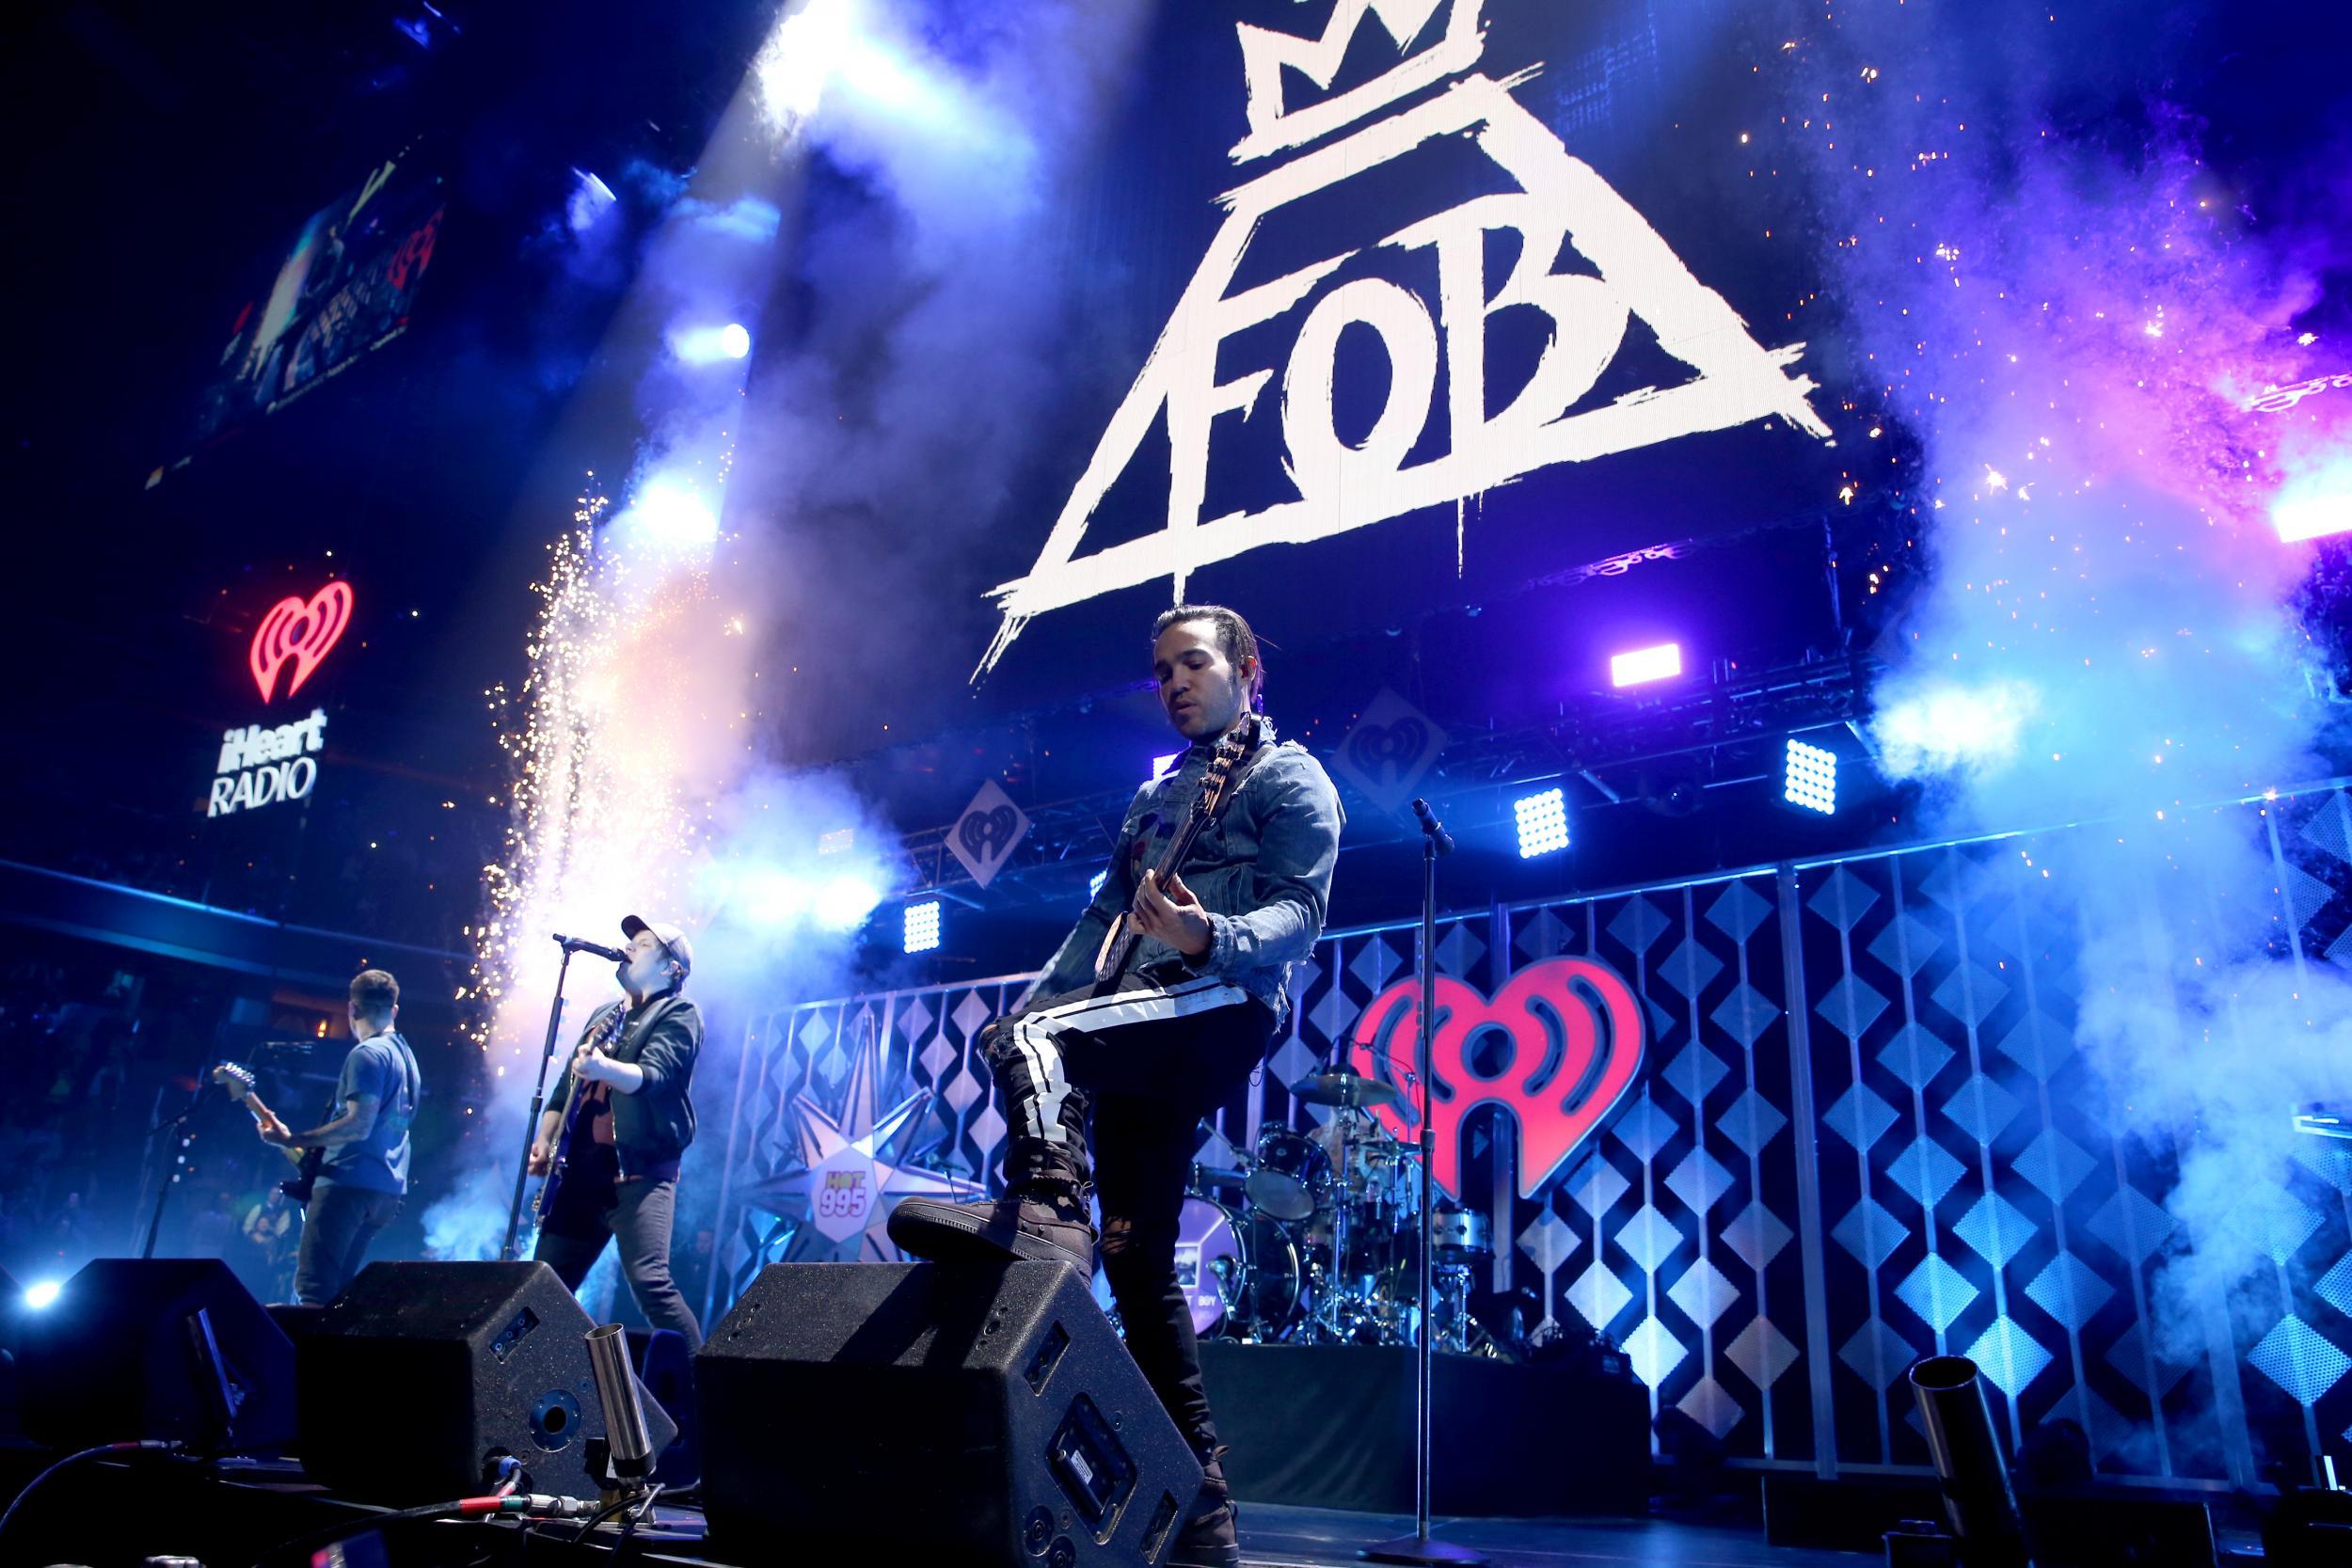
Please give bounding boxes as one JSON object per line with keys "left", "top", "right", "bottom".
{"left": 246, "top": 1492, "right": 596, "bottom": 1567}
{"left": 0, "top": 1440, "right": 185, "bottom": 1551}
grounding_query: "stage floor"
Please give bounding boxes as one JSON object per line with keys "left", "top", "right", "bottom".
{"left": 1232, "top": 1503, "right": 1869, "bottom": 1567}
{"left": 596, "top": 1497, "right": 1872, "bottom": 1567}
{"left": 5, "top": 1452, "right": 1883, "bottom": 1566}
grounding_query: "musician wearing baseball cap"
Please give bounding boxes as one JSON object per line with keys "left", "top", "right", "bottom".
{"left": 528, "top": 914, "right": 706, "bottom": 1347}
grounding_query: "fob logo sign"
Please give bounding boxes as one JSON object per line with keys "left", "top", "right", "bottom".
{"left": 205, "top": 581, "right": 353, "bottom": 817}
{"left": 975, "top": 0, "right": 1829, "bottom": 677}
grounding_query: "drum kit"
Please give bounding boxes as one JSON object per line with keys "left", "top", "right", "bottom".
{"left": 1109, "top": 1069, "right": 1500, "bottom": 1355}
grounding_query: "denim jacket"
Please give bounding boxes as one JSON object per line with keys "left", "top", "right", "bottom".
{"left": 1028, "top": 714, "right": 1343, "bottom": 1023}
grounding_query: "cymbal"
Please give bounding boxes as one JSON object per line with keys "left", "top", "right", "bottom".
{"left": 1288, "top": 1069, "right": 1401, "bottom": 1110}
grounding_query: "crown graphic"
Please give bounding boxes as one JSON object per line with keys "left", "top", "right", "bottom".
{"left": 1232, "top": 0, "right": 1488, "bottom": 162}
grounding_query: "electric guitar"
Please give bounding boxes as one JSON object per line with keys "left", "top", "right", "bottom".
{"left": 214, "top": 1063, "right": 327, "bottom": 1203}
{"left": 535, "top": 1003, "right": 631, "bottom": 1223}
{"left": 1092, "top": 722, "right": 1261, "bottom": 982}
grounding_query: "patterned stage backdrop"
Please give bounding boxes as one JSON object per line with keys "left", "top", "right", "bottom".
{"left": 708, "top": 787, "right": 2352, "bottom": 1482}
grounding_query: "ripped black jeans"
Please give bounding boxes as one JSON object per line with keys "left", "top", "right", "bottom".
{"left": 979, "top": 973, "right": 1276, "bottom": 1457}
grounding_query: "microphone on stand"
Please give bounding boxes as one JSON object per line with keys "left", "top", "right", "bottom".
{"left": 1409, "top": 799, "right": 1455, "bottom": 857}
{"left": 553, "top": 934, "right": 628, "bottom": 963}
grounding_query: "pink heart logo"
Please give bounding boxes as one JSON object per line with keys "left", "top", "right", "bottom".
{"left": 1345, "top": 956, "right": 1647, "bottom": 1201}
{"left": 249, "top": 581, "right": 354, "bottom": 703}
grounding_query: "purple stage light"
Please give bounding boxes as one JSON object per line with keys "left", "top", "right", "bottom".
{"left": 1611, "top": 642, "right": 1682, "bottom": 688}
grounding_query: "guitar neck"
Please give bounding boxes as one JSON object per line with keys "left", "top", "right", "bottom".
{"left": 230, "top": 1091, "right": 308, "bottom": 1167}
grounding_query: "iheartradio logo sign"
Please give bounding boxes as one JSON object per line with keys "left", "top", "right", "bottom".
{"left": 205, "top": 580, "right": 354, "bottom": 818}
{"left": 1344, "top": 955, "right": 1647, "bottom": 1201}
{"left": 249, "top": 581, "right": 353, "bottom": 704}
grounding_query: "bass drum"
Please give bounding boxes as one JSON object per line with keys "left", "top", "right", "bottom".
{"left": 1089, "top": 1196, "right": 1306, "bottom": 1341}
{"left": 1229, "top": 1210, "right": 1305, "bottom": 1341}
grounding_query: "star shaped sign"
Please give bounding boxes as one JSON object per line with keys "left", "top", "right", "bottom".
{"left": 733, "top": 1010, "right": 986, "bottom": 1263}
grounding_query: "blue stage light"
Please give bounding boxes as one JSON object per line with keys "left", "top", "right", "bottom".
{"left": 1785, "top": 737, "right": 1838, "bottom": 814}
{"left": 1152, "top": 752, "right": 1183, "bottom": 782}
{"left": 1514, "top": 787, "right": 1570, "bottom": 858}
{"left": 671, "top": 325, "right": 756, "bottom": 366}
{"left": 24, "top": 1279, "right": 62, "bottom": 1310}
{"left": 904, "top": 899, "right": 942, "bottom": 954}
{"left": 1089, "top": 870, "right": 1107, "bottom": 899}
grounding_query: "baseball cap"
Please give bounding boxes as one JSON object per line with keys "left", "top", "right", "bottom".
{"left": 622, "top": 914, "right": 694, "bottom": 979}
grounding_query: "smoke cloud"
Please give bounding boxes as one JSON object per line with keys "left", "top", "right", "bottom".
{"left": 425, "top": 0, "right": 1160, "bottom": 1269}
{"left": 1784, "top": 0, "right": 2352, "bottom": 1459}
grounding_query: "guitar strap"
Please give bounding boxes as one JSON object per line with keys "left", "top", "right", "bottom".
{"left": 600, "top": 993, "right": 689, "bottom": 1062}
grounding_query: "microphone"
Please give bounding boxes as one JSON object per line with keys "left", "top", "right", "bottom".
{"left": 585, "top": 1323, "right": 658, "bottom": 1485}
{"left": 554, "top": 934, "right": 627, "bottom": 963}
{"left": 1409, "top": 798, "right": 1455, "bottom": 857}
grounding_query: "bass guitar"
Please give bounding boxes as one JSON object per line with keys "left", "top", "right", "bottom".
{"left": 213, "top": 1062, "right": 326, "bottom": 1202}
{"left": 1093, "top": 722, "right": 1260, "bottom": 982}
{"left": 535, "top": 1002, "right": 631, "bottom": 1223}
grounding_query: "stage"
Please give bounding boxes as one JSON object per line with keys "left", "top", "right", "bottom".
{"left": 0, "top": 1449, "right": 1862, "bottom": 1567}
{"left": 8, "top": 0, "right": 2352, "bottom": 1562}
{"left": 4, "top": 1445, "right": 2288, "bottom": 1567}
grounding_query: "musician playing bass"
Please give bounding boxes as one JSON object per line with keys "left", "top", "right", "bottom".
{"left": 527, "top": 915, "right": 705, "bottom": 1349}
{"left": 258, "top": 968, "right": 421, "bottom": 1307}
{"left": 891, "top": 605, "right": 1343, "bottom": 1568}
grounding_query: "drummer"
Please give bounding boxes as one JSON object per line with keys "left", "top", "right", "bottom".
{"left": 1307, "top": 1104, "right": 1383, "bottom": 1162}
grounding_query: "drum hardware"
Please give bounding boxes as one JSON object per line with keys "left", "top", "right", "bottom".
{"left": 1190, "top": 1163, "right": 1251, "bottom": 1195}
{"left": 1083, "top": 1094, "right": 1506, "bottom": 1355}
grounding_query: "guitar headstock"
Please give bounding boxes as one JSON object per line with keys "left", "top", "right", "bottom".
{"left": 1196, "top": 724, "right": 1257, "bottom": 816}
{"left": 212, "top": 1062, "right": 258, "bottom": 1101}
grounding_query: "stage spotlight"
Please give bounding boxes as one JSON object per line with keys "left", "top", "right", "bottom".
{"left": 1610, "top": 642, "right": 1682, "bottom": 688}
{"left": 1089, "top": 870, "right": 1107, "bottom": 899}
{"left": 1152, "top": 752, "right": 1183, "bottom": 782}
{"left": 904, "top": 899, "right": 942, "bottom": 955}
{"left": 671, "top": 325, "right": 756, "bottom": 366}
{"left": 1514, "top": 787, "right": 1570, "bottom": 858}
{"left": 813, "top": 875, "right": 882, "bottom": 933}
{"left": 1784, "top": 737, "right": 1838, "bottom": 814}
{"left": 24, "top": 1279, "right": 62, "bottom": 1310}
{"left": 739, "top": 870, "right": 879, "bottom": 932}
{"left": 626, "top": 479, "right": 720, "bottom": 546}
{"left": 2276, "top": 499, "right": 2352, "bottom": 544}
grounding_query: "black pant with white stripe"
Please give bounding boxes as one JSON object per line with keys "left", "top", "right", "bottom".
{"left": 981, "top": 971, "right": 1277, "bottom": 1456}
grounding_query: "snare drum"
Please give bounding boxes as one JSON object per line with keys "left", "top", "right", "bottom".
{"left": 1246, "top": 1126, "right": 1332, "bottom": 1222}
{"left": 1431, "top": 1207, "right": 1493, "bottom": 1259}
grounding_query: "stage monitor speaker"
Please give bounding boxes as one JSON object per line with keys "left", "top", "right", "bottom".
{"left": 699, "top": 1261, "right": 1200, "bottom": 1567}
{"left": 298, "top": 1260, "right": 675, "bottom": 1504}
{"left": 16, "top": 1258, "right": 297, "bottom": 1452}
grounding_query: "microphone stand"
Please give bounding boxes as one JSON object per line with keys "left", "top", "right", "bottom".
{"left": 141, "top": 1073, "right": 216, "bottom": 1259}
{"left": 1364, "top": 804, "right": 1486, "bottom": 1566}
{"left": 502, "top": 942, "right": 580, "bottom": 1261}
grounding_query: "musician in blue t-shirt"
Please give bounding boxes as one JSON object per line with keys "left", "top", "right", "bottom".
{"left": 260, "top": 969, "right": 421, "bottom": 1305}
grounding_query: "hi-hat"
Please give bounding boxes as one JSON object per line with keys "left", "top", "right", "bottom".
{"left": 1288, "top": 1069, "right": 1400, "bottom": 1111}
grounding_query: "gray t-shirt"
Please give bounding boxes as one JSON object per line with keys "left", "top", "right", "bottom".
{"left": 319, "top": 1031, "right": 419, "bottom": 1195}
